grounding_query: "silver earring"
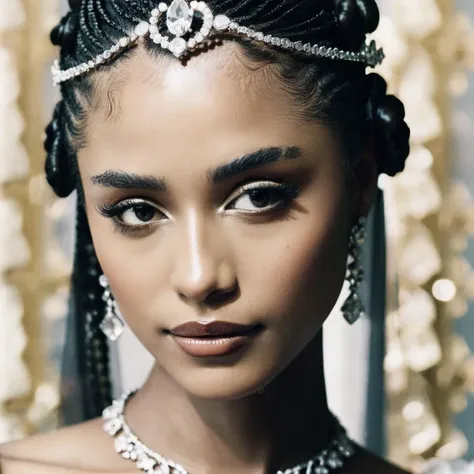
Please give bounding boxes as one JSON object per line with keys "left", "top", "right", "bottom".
{"left": 341, "top": 217, "right": 367, "bottom": 325}
{"left": 99, "top": 274, "right": 125, "bottom": 341}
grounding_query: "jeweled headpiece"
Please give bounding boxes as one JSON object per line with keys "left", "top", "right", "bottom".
{"left": 52, "top": 0, "right": 385, "bottom": 86}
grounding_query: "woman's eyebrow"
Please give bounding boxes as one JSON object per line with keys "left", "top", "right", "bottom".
{"left": 209, "top": 146, "right": 302, "bottom": 183}
{"left": 90, "top": 146, "right": 302, "bottom": 191}
{"left": 91, "top": 170, "right": 167, "bottom": 191}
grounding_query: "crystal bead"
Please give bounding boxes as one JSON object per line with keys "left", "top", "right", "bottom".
{"left": 159, "top": 463, "right": 171, "bottom": 474}
{"left": 190, "top": 0, "right": 198, "bottom": 8}
{"left": 315, "top": 467, "right": 329, "bottom": 474}
{"left": 201, "top": 27, "right": 210, "bottom": 36}
{"left": 136, "top": 455, "right": 156, "bottom": 471}
{"left": 213, "top": 14, "right": 230, "bottom": 31}
{"left": 104, "top": 418, "right": 122, "bottom": 436}
{"left": 281, "top": 38, "right": 291, "bottom": 48}
{"left": 166, "top": 0, "right": 194, "bottom": 37}
{"left": 100, "top": 312, "right": 125, "bottom": 341}
{"left": 303, "top": 43, "right": 311, "bottom": 53}
{"left": 257, "top": 32, "right": 264, "bottom": 40}
{"left": 102, "top": 405, "right": 119, "bottom": 420}
{"left": 159, "top": 2, "right": 168, "bottom": 12}
{"left": 114, "top": 435, "right": 129, "bottom": 453}
{"left": 264, "top": 35, "right": 272, "bottom": 43}
{"left": 195, "top": 32, "right": 203, "bottom": 43}
{"left": 169, "top": 37, "right": 188, "bottom": 57}
{"left": 188, "top": 38, "right": 197, "bottom": 47}
{"left": 99, "top": 274, "right": 108, "bottom": 288}
{"left": 135, "top": 21, "right": 149, "bottom": 36}
{"left": 119, "top": 37, "right": 130, "bottom": 47}
{"left": 150, "top": 25, "right": 159, "bottom": 34}
{"left": 151, "top": 8, "right": 160, "bottom": 17}
{"left": 295, "top": 41, "right": 304, "bottom": 51}
{"left": 161, "top": 38, "right": 170, "bottom": 48}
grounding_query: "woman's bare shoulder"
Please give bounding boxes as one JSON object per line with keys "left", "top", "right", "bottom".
{"left": 0, "top": 417, "right": 129, "bottom": 474}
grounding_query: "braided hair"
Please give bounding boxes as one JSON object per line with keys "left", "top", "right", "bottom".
{"left": 46, "top": 0, "right": 410, "bottom": 420}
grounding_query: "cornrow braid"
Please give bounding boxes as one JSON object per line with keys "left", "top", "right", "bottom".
{"left": 86, "top": 0, "right": 100, "bottom": 34}
{"left": 79, "top": 0, "right": 103, "bottom": 54}
{"left": 46, "top": 0, "right": 410, "bottom": 419}
{"left": 72, "top": 195, "right": 112, "bottom": 418}
{"left": 96, "top": 0, "right": 128, "bottom": 36}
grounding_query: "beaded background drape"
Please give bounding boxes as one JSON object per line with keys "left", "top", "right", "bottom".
{"left": 374, "top": 0, "right": 474, "bottom": 470}
{"left": 0, "top": 1, "right": 473, "bottom": 473}
{"left": 0, "top": 0, "right": 73, "bottom": 443}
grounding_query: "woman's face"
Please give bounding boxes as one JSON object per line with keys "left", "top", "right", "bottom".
{"left": 78, "top": 44, "right": 360, "bottom": 399}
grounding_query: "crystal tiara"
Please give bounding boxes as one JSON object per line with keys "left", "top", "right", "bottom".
{"left": 52, "top": 0, "right": 385, "bottom": 86}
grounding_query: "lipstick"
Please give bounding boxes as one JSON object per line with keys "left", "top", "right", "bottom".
{"left": 168, "top": 321, "right": 262, "bottom": 357}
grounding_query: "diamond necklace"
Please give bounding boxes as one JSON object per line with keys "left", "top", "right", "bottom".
{"left": 103, "top": 390, "right": 355, "bottom": 474}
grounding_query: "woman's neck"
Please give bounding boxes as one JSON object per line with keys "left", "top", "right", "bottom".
{"left": 125, "top": 332, "right": 332, "bottom": 474}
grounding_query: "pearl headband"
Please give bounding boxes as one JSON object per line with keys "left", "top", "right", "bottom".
{"left": 52, "top": 0, "right": 385, "bottom": 86}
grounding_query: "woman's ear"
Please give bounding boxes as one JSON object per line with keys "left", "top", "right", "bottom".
{"left": 352, "top": 144, "right": 379, "bottom": 219}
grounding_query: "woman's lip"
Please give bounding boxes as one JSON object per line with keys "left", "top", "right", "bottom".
{"left": 169, "top": 321, "right": 260, "bottom": 338}
{"left": 171, "top": 330, "right": 261, "bottom": 358}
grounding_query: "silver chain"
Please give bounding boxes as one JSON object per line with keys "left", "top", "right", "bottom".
{"left": 103, "top": 390, "right": 356, "bottom": 474}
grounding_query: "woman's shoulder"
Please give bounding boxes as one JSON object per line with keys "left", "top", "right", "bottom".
{"left": 0, "top": 417, "right": 128, "bottom": 474}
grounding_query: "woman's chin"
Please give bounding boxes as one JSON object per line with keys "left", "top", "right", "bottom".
{"left": 172, "top": 368, "right": 273, "bottom": 401}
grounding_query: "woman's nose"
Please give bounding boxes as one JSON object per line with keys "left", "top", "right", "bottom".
{"left": 170, "top": 211, "right": 236, "bottom": 304}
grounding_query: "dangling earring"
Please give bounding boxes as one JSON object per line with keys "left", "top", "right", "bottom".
{"left": 341, "top": 217, "right": 367, "bottom": 325}
{"left": 99, "top": 274, "right": 125, "bottom": 341}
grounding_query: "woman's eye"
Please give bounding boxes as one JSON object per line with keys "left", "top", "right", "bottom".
{"left": 119, "top": 204, "right": 160, "bottom": 225}
{"left": 226, "top": 183, "right": 300, "bottom": 213}
{"left": 97, "top": 200, "right": 166, "bottom": 231}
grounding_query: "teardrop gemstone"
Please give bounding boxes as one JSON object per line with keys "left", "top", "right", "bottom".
{"left": 166, "top": 0, "right": 193, "bottom": 37}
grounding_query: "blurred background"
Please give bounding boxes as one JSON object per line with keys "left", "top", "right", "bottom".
{"left": 0, "top": 0, "right": 474, "bottom": 472}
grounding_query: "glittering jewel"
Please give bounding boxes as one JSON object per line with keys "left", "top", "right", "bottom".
{"left": 166, "top": 0, "right": 194, "bottom": 37}
{"left": 341, "top": 217, "right": 367, "bottom": 325}
{"left": 99, "top": 274, "right": 125, "bottom": 341}
{"left": 99, "top": 310, "right": 125, "bottom": 341}
{"left": 52, "top": 1, "right": 385, "bottom": 85}
{"left": 103, "top": 391, "right": 356, "bottom": 474}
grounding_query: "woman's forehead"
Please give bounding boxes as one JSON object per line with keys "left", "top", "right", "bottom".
{"left": 83, "top": 44, "right": 316, "bottom": 155}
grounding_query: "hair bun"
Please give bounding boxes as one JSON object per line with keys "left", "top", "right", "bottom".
{"left": 50, "top": 10, "right": 79, "bottom": 54}
{"left": 68, "top": 0, "right": 82, "bottom": 11}
{"left": 366, "top": 73, "right": 410, "bottom": 177}
{"left": 336, "top": 0, "right": 380, "bottom": 44}
{"left": 44, "top": 102, "right": 76, "bottom": 198}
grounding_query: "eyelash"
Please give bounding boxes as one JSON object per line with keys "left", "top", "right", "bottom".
{"left": 96, "top": 181, "right": 300, "bottom": 236}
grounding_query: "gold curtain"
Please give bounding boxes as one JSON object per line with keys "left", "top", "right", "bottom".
{"left": 0, "top": 0, "right": 71, "bottom": 442}
{"left": 376, "top": 0, "right": 474, "bottom": 470}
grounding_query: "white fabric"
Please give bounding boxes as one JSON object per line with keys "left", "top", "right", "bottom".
{"left": 0, "top": 0, "right": 25, "bottom": 31}
{"left": 422, "top": 460, "right": 474, "bottom": 474}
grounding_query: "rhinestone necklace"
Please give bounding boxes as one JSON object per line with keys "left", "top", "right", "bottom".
{"left": 103, "top": 390, "right": 355, "bottom": 474}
